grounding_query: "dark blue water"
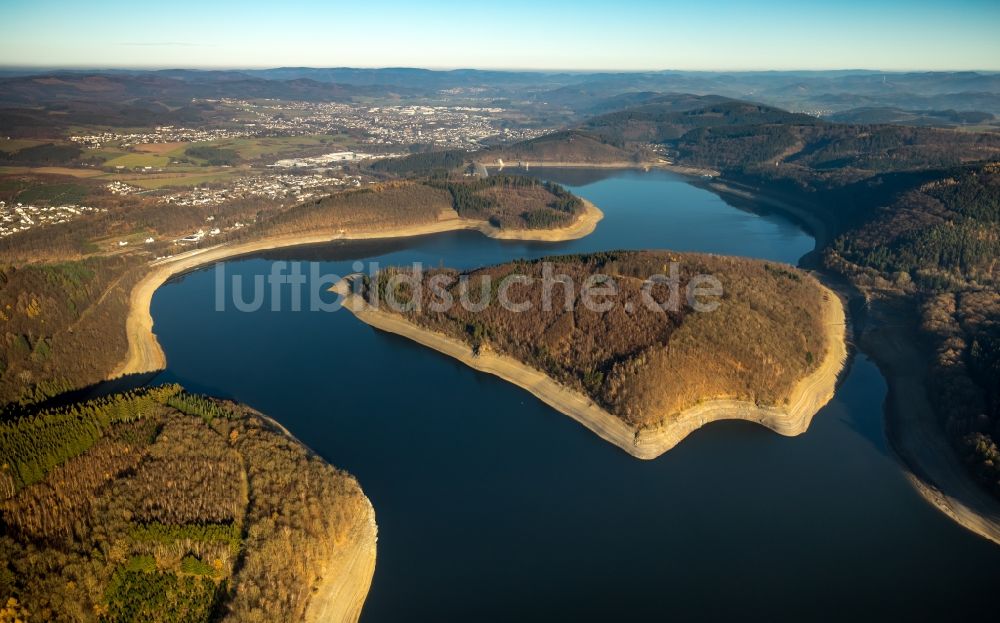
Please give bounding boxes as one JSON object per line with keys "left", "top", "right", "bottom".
{"left": 151, "top": 170, "right": 1000, "bottom": 622}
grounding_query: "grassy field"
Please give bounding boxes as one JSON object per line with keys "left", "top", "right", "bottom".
{"left": 133, "top": 142, "right": 188, "bottom": 155}
{"left": 17, "top": 181, "right": 90, "bottom": 204}
{"left": 0, "top": 176, "right": 92, "bottom": 204}
{"left": 87, "top": 147, "right": 128, "bottom": 163}
{"left": 0, "top": 138, "right": 51, "bottom": 153}
{"left": 206, "top": 134, "right": 354, "bottom": 160}
{"left": 114, "top": 169, "right": 243, "bottom": 189}
{"left": 0, "top": 132, "right": 359, "bottom": 197}
{"left": 96, "top": 135, "right": 353, "bottom": 170}
{"left": 103, "top": 152, "right": 173, "bottom": 169}
{"left": 0, "top": 166, "right": 106, "bottom": 178}
{"left": 955, "top": 123, "right": 1000, "bottom": 133}
{"left": 101, "top": 143, "right": 215, "bottom": 168}
{"left": 91, "top": 228, "right": 158, "bottom": 249}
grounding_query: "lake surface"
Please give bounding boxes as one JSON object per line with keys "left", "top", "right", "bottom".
{"left": 151, "top": 170, "right": 1000, "bottom": 621}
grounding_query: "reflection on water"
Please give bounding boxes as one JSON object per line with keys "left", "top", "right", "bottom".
{"left": 152, "top": 170, "right": 1000, "bottom": 622}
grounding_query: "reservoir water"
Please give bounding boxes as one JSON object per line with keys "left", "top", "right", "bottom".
{"left": 151, "top": 170, "right": 1000, "bottom": 621}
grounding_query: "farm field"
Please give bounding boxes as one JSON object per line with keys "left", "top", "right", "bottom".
{"left": 103, "top": 152, "right": 173, "bottom": 169}
{"left": 133, "top": 142, "right": 188, "bottom": 155}
{"left": 0, "top": 177, "right": 91, "bottom": 204}
{"left": 206, "top": 133, "right": 355, "bottom": 160}
{"left": 113, "top": 168, "right": 245, "bottom": 189}
{"left": 0, "top": 166, "right": 106, "bottom": 178}
{"left": 0, "top": 138, "right": 51, "bottom": 153}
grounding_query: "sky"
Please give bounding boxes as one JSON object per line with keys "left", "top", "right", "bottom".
{"left": 1, "top": 0, "right": 999, "bottom": 71}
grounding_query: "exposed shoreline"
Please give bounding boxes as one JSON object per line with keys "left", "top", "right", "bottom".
{"left": 333, "top": 277, "right": 847, "bottom": 460}
{"left": 702, "top": 178, "right": 1000, "bottom": 546}
{"left": 860, "top": 299, "right": 1000, "bottom": 546}
{"left": 705, "top": 180, "right": 833, "bottom": 250}
{"left": 251, "top": 411, "right": 377, "bottom": 623}
{"left": 303, "top": 494, "right": 378, "bottom": 623}
{"left": 111, "top": 158, "right": 1000, "bottom": 570}
{"left": 107, "top": 200, "right": 601, "bottom": 621}
{"left": 111, "top": 199, "right": 603, "bottom": 377}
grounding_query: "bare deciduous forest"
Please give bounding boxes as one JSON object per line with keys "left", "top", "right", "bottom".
{"left": 257, "top": 176, "right": 585, "bottom": 236}
{"left": 364, "top": 251, "right": 828, "bottom": 426}
{"left": 0, "top": 386, "right": 370, "bottom": 622}
{"left": 0, "top": 257, "right": 145, "bottom": 408}
{"left": 0, "top": 175, "right": 588, "bottom": 409}
{"left": 828, "top": 163, "right": 1000, "bottom": 495}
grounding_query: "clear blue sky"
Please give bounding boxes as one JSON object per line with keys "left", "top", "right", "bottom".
{"left": 1, "top": 0, "right": 998, "bottom": 71}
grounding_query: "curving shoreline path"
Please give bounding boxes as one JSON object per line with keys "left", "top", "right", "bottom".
{"left": 332, "top": 277, "right": 848, "bottom": 460}
{"left": 303, "top": 495, "right": 379, "bottom": 623}
{"left": 106, "top": 201, "right": 602, "bottom": 622}
{"left": 111, "top": 200, "right": 603, "bottom": 377}
{"left": 705, "top": 180, "right": 1000, "bottom": 547}
{"left": 249, "top": 411, "right": 378, "bottom": 623}
{"left": 108, "top": 165, "right": 1000, "bottom": 614}
{"left": 861, "top": 301, "right": 1000, "bottom": 547}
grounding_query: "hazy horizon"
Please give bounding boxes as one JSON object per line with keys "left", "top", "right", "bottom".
{"left": 2, "top": 65, "right": 1000, "bottom": 74}
{"left": 2, "top": 0, "right": 999, "bottom": 72}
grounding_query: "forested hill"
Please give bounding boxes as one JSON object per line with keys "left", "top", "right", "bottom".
{"left": 489, "top": 130, "right": 635, "bottom": 165}
{"left": 549, "top": 96, "right": 1000, "bottom": 178}
{"left": 490, "top": 96, "right": 820, "bottom": 164}
{"left": 0, "top": 386, "right": 372, "bottom": 621}
{"left": 827, "top": 163, "right": 1000, "bottom": 496}
{"left": 499, "top": 97, "right": 1000, "bottom": 500}
{"left": 582, "top": 99, "right": 821, "bottom": 144}
{"left": 361, "top": 250, "right": 831, "bottom": 427}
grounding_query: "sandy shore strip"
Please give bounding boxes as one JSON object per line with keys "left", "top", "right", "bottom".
{"left": 303, "top": 495, "right": 378, "bottom": 623}
{"left": 634, "top": 287, "right": 847, "bottom": 456}
{"left": 705, "top": 181, "right": 1000, "bottom": 547}
{"left": 111, "top": 200, "right": 603, "bottom": 378}
{"left": 861, "top": 300, "right": 1000, "bottom": 546}
{"left": 249, "top": 411, "right": 377, "bottom": 623}
{"left": 333, "top": 278, "right": 847, "bottom": 460}
{"left": 108, "top": 203, "right": 601, "bottom": 619}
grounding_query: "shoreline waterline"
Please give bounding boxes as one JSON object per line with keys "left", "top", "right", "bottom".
{"left": 139, "top": 168, "right": 1000, "bottom": 620}
{"left": 332, "top": 276, "right": 848, "bottom": 460}
{"left": 107, "top": 201, "right": 601, "bottom": 621}
{"left": 860, "top": 299, "right": 1000, "bottom": 547}
{"left": 111, "top": 200, "right": 603, "bottom": 378}
{"left": 250, "top": 410, "right": 378, "bottom": 623}
{"left": 122, "top": 167, "right": 1000, "bottom": 620}
{"left": 704, "top": 178, "right": 1000, "bottom": 547}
